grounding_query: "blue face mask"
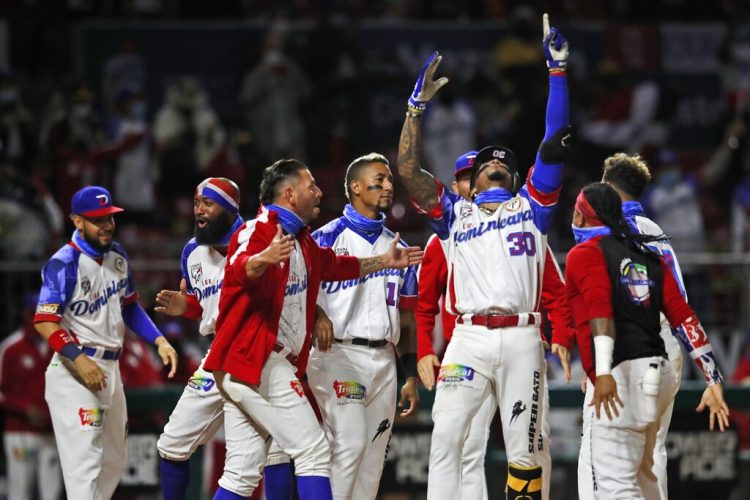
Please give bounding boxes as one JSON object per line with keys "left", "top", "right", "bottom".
{"left": 571, "top": 224, "right": 611, "bottom": 244}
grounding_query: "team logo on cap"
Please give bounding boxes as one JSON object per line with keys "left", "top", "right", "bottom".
{"left": 96, "top": 194, "right": 109, "bottom": 206}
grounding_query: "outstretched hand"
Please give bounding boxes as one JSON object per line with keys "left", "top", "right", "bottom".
{"left": 263, "top": 224, "right": 295, "bottom": 265}
{"left": 382, "top": 233, "right": 424, "bottom": 269}
{"left": 542, "top": 13, "right": 569, "bottom": 69}
{"left": 696, "top": 383, "right": 730, "bottom": 432}
{"left": 408, "top": 52, "right": 450, "bottom": 112}
{"left": 155, "top": 279, "right": 189, "bottom": 316}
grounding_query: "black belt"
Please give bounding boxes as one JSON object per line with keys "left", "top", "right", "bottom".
{"left": 81, "top": 346, "right": 121, "bottom": 360}
{"left": 334, "top": 338, "right": 389, "bottom": 348}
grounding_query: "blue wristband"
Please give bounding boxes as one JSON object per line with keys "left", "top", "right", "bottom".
{"left": 61, "top": 343, "right": 83, "bottom": 362}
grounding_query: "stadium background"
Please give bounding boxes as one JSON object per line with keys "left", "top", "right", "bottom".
{"left": 1, "top": 1, "right": 750, "bottom": 498}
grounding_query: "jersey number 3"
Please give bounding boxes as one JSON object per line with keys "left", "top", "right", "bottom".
{"left": 507, "top": 232, "right": 536, "bottom": 256}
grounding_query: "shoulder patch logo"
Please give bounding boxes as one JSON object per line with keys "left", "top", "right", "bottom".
{"left": 81, "top": 277, "right": 92, "bottom": 295}
{"left": 619, "top": 258, "right": 654, "bottom": 306}
{"left": 505, "top": 197, "right": 522, "bottom": 212}
{"left": 334, "top": 247, "right": 349, "bottom": 256}
{"left": 114, "top": 257, "right": 125, "bottom": 274}
{"left": 190, "top": 263, "right": 203, "bottom": 282}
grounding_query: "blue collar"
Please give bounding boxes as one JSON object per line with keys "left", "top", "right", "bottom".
{"left": 72, "top": 230, "right": 104, "bottom": 258}
{"left": 622, "top": 201, "right": 644, "bottom": 218}
{"left": 266, "top": 204, "right": 306, "bottom": 236}
{"left": 343, "top": 204, "right": 384, "bottom": 243}
{"left": 474, "top": 188, "right": 513, "bottom": 206}
{"left": 572, "top": 224, "right": 611, "bottom": 244}
{"left": 621, "top": 201, "right": 644, "bottom": 234}
{"left": 216, "top": 215, "right": 245, "bottom": 247}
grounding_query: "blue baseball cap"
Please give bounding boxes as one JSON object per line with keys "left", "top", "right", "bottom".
{"left": 71, "top": 186, "right": 124, "bottom": 217}
{"left": 454, "top": 151, "right": 477, "bottom": 177}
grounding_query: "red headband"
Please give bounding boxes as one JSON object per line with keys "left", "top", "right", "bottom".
{"left": 575, "top": 191, "right": 604, "bottom": 226}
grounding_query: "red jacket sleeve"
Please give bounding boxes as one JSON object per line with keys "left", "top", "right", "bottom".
{"left": 224, "top": 220, "right": 280, "bottom": 288}
{"left": 416, "top": 236, "right": 447, "bottom": 360}
{"left": 541, "top": 246, "right": 575, "bottom": 349}
{"left": 566, "top": 243, "right": 612, "bottom": 321}
{"left": 319, "top": 246, "right": 360, "bottom": 281}
{"left": 661, "top": 258, "right": 696, "bottom": 327}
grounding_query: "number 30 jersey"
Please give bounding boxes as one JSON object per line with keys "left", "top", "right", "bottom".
{"left": 421, "top": 175, "right": 559, "bottom": 317}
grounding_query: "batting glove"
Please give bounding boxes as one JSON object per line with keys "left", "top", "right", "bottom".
{"left": 407, "top": 51, "right": 449, "bottom": 116}
{"left": 542, "top": 13, "right": 569, "bottom": 70}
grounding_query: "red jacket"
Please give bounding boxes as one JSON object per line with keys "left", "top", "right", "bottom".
{"left": 416, "top": 234, "right": 575, "bottom": 360}
{"left": 0, "top": 326, "right": 53, "bottom": 433}
{"left": 204, "top": 208, "right": 360, "bottom": 385}
{"left": 565, "top": 235, "right": 694, "bottom": 382}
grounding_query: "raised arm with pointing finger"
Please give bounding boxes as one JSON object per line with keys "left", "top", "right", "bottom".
{"left": 399, "top": 15, "right": 572, "bottom": 500}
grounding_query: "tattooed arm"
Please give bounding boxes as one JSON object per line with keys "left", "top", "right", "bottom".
{"left": 397, "top": 115, "right": 440, "bottom": 211}
{"left": 397, "top": 52, "right": 449, "bottom": 212}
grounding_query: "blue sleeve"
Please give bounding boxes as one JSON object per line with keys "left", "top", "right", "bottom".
{"left": 37, "top": 256, "right": 78, "bottom": 319}
{"left": 180, "top": 240, "right": 198, "bottom": 293}
{"left": 422, "top": 184, "right": 460, "bottom": 240}
{"left": 530, "top": 74, "right": 569, "bottom": 194}
{"left": 122, "top": 302, "right": 162, "bottom": 343}
{"left": 312, "top": 218, "right": 347, "bottom": 248}
{"left": 400, "top": 265, "right": 418, "bottom": 297}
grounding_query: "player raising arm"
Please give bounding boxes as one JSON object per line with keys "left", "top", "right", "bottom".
{"left": 397, "top": 13, "right": 570, "bottom": 500}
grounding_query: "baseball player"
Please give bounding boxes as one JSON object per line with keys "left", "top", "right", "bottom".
{"left": 415, "top": 151, "right": 575, "bottom": 500}
{"left": 396, "top": 14, "right": 570, "bottom": 499}
{"left": 567, "top": 182, "right": 730, "bottom": 499}
{"left": 307, "top": 153, "right": 420, "bottom": 500}
{"left": 33, "top": 185, "right": 178, "bottom": 500}
{"left": 202, "top": 159, "right": 423, "bottom": 499}
{"left": 155, "top": 177, "right": 280, "bottom": 500}
{"left": 0, "top": 293, "right": 62, "bottom": 500}
{"left": 572, "top": 152, "right": 727, "bottom": 499}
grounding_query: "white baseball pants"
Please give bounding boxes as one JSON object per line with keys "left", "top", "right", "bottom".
{"left": 427, "top": 324, "right": 545, "bottom": 500}
{"left": 157, "top": 351, "right": 269, "bottom": 496}
{"left": 4, "top": 432, "right": 62, "bottom": 500}
{"left": 45, "top": 353, "right": 127, "bottom": 500}
{"left": 577, "top": 356, "right": 678, "bottom": 499}
{"left": 461, "top": 360, "right": 551, "bottom": 500}
{"left": 307, "top": 342, "right": 397, "bottom": 500}
{"left": 219, "top": 351, "right": 331, "bottom": 480}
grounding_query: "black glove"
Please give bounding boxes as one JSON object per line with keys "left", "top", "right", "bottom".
{"left": 539, "top": 125, "right": 573, "bottom": 164}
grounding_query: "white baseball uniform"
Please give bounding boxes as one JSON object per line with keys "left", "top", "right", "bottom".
{"left": 576, "top": 201, "right": 687, "bottom": 500}
{"left": 416, "top": 177, "right": 559, "bottom": 500}
{"left": 36, "top": 241, "right": 135, "bottom": 499}
{"left": 308, "top": 215, "right": 418, "bottom": 500}
{"left": 157, "top": 238, "right": 276, "bottom": 496}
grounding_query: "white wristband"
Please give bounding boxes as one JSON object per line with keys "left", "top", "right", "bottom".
{"left": 594, "top": 336, "right": 615, "bottom": 376}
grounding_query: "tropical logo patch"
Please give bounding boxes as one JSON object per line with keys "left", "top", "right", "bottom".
{"left": 438, "top": 364, "right": 475, "bottom": 383}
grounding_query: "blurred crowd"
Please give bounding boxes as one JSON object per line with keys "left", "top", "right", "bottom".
{"left": 1, "top": 3, "right": 750, "bottom": 375}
